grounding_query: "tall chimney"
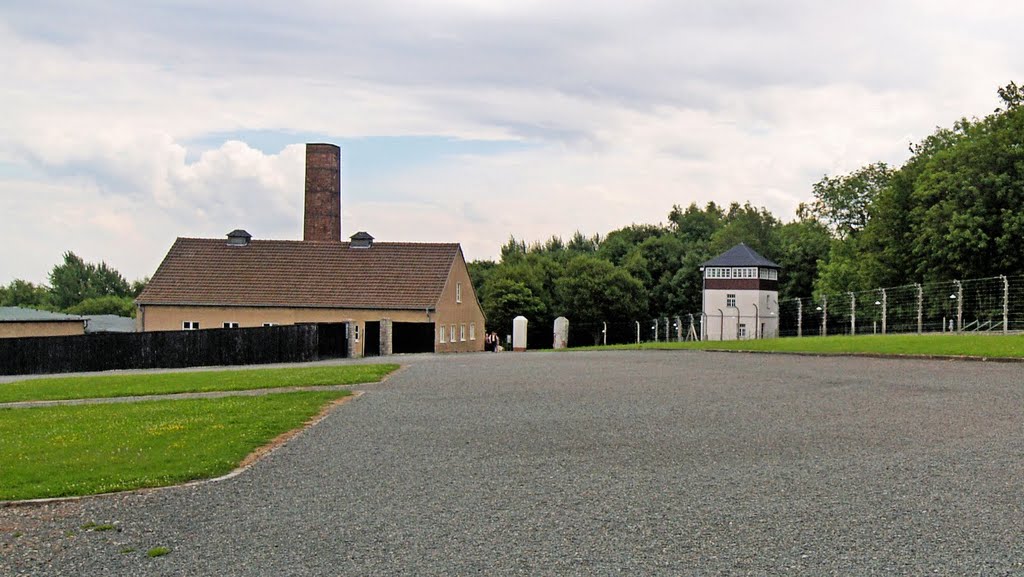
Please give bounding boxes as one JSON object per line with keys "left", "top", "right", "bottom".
{"left": 303, "top": 143, "right": 341, "bottom": 241}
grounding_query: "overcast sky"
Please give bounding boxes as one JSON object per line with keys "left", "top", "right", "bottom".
{"left": 2, "top": 1, "right": 1021, "bottom": 284}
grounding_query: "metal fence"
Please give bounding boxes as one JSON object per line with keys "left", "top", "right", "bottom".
{"left": 538, "top": 274, "right": 1024, "bottom": 349}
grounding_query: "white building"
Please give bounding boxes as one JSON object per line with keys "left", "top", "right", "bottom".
{"left": 700, "top": 243, "right": 780, "bottom": 340}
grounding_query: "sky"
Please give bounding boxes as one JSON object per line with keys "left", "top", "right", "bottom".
{"left": 2, "top": 1, "right": 1022, "bottom": 285}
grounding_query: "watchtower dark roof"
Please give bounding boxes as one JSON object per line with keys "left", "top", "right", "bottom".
{"left": 701, "top": 243, "right": 780, "bottom": 268}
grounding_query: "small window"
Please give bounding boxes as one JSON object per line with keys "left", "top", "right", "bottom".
{"left": 263, "top": 322, "right": 275, "bottom": 327}
{"left": 183, "top": 321, "right": 199, "bottom": 330}
{"left": 223, "top": 322, "right": 239, "bottom": 329}
{"left": 726, "top": 294, "right": 736, "bottom": 307}
{"left": 456, "top": 282, "right": 462, "bottom": 303}
{"left": 469, "top": 322, "right": 476, "bottom": 340}
{"left": 354, "top": 324, "right": 360, "bottom": 342}
{"left": 440, "top": 325, "right": 447, "bottom": 343}
{"left": 738, "top": 324, "right": 747, "bottom": 338}
{"left": 451, "top": 324, "right": 456, "bottom": 342}
{"left": 460, "top": 323, "right": 466, "bottom": 341}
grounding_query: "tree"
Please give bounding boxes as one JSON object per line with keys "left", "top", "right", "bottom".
{"left": 481, "top": 279, "right": 547, "bottom": 334}
{"left": 553, "top": 256, "right": 647, "bottom": 325}
{"left": 773, "top": 218, "right": 832, "bottom": 299}
{"left": 48, "top": 252, "right": 131, "bottom": 309}
{"left": 66, "top": 295, "right": 136, "bottom": 317}
{"left": 0, "top": 279, "right": 51, "bottom": 309}
{"left": 709, "top": 202, "right": 779, "bottom": 257}
{"left": 807, "top": 162, "right": 893, "bottom": 239}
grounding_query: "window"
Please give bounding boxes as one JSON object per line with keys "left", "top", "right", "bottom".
{"left": 738, "top": 324, "right": 747, "bottom": 338}
{"left": 469, "top": 322, "right": 476, "bottom": 340}
{"left": 183, "top": 321, "right": 199, "bottom": 330}
{"left": 450, "top": 325, "right": 456, "bottom": 343}
{"left": 223, "top": 322, "right": 239, "bottom": 329}
{"left": 263, "top": 322, "right": 275, "bottom": 327}
{"left": 439, "top": 325, "right": 447, "bottom": 343}
{"left": 726, "top": 294, "right": 736, "bottom": 307}
{"left": 354, "top": 324, "right": 360, "bottom": 342}
{"left": 460, "top": 323, "right": 466, "bottom": 341}
{"left": 456, "top": 282, "right": 462, "bottom": 303}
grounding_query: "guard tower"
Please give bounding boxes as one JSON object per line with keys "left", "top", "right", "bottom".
{"left": 700, "top": 243, "right": 780, "bottom": 340}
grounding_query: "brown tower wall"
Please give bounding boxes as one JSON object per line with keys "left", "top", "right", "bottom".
{"left": 304, "top": 143, "right": 341, "bottom": 242}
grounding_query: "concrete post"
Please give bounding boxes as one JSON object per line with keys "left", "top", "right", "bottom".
{"left": 954, "top": 280, "right": 963, "bottom": 332}
{"left": 1003, "top": 275, "right": 1009, "bottom": 333}
{"left": 797, "top": 298, "right": 802, "bottom": 338}
{"left": 916, "top": 283, "right": 923, "bottom": 334}
{"left": 849, "top": 292, "right": 856, "bottom": 336}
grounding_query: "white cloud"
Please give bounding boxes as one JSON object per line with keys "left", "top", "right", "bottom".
{"left": 1, "top": 1, "right": 1023, "bottom": 283}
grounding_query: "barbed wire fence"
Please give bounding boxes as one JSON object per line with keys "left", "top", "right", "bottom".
{"left": 545, "top": 274, "right": 1022, "bottom": 349}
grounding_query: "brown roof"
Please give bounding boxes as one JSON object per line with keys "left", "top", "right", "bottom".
{"left": 137, "top": 238, "right": 461, "bottom": 310}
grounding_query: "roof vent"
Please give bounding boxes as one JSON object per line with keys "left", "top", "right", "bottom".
{"left": 349, "top": 231, "right": 374, "bottom": 248}
{"left": 226, "top": 229, "right": 252, "bottom": 246}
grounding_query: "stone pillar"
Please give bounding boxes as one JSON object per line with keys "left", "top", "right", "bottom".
{"left": 380, "top": 318, "right": 393, "bottom": 356}
{"left": 553, "top": 317, "right": 569, "bottom": 349}
{"left": 512, "top": 316, "right": 528, "bottom": 352}
{"left": 346, "top": 321, "right": 359, "bottom": 358}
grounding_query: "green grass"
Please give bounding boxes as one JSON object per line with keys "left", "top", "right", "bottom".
{"left": 0, "top": 364, "right": 398, "bottom": 403}
{"left": 583, "top": 333, "right": 1024, "bottom": 358}
{"left": 0, "top": 391, "right": 349, "bottom": 500}
{"left": 147, "top": 546, "right": 171, "bottom": 558}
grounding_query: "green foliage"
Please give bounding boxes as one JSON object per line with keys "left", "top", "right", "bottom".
{"left": 0, "top": 364, "right": 398, "bottom": 403}
{"left": 65, "top": 295, "right": 137, "bottom": 318}
{"left": 481, "top": 278, "right": 546, "bottom": 334}
{"left": 0, "top": 391, "right": 348, "bottom": 500}
{"left": 808, "top": 162, "right": 893, "bottom": 238}
{"left": 0, "top": 279, "right": 51, "bottom": 308}
{"left": 554, "top": 256, "right": 647, "bottom": 324}
{"left": 48, "top": 251, "right": 132, "bottom": 309}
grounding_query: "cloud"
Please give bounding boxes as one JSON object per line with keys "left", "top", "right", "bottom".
{"left": 2, "top": 1, "right": 1024, "bottom": 284}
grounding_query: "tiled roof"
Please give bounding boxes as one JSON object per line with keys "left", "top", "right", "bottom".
{"left": 137, "top": 238, "right": 461, "bottom": 310}
{"left": 702, "top": 243, "right": 780, "bottom": 268}
{"left": 0, "top": 307, "right": 84, "bottom": 322}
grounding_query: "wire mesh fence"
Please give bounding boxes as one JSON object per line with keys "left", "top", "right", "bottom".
{"left": 528, "top": 274, "right": 1022, "bottom": 349}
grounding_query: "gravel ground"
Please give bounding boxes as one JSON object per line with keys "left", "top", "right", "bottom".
{"left": 2, "top": 350, "right": 1024, "bottom": 576}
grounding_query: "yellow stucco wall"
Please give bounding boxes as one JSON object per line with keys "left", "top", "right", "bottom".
{"left": 0, "top": 321, "right": 85, "bottom": 339}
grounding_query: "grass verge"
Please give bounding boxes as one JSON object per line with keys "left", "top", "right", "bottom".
{"left": 579, "top": 333, "right": 1024, "bottom": 358}
{"left": 0, "top": 364, "right": 397, "bottom": 403}
{"left": 0, "top": 391, "right": 349, "bottom": 500}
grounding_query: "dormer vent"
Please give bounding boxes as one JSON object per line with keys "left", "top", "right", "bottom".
{"left": 349, "top": 231, "right": 374, "bottom": 248}
{"left": 226, "top": 229, "right": 252, "bottom": 246}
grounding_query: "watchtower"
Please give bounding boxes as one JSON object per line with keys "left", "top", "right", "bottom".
{"left": 700, "top": 243, "right": 780, "bottom": 340}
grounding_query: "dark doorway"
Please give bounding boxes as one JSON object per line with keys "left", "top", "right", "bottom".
{"left": 316, "top": 323, "right": 348, "bottom": 359}
{"left": 364, "top": 321, "right": 381, "bottom": 357}
{"left": 393, "top": 322, "right": 435, "bottom": 354}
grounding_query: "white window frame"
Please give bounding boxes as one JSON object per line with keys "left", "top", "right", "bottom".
{"left": 354, "top": 324, "right": 360, "bottom": 342}
{"left": 223, "top": 322, "right": 239, "bottom": 329}
{"left": 726, "top": 294, "right": 736, "bottom": 308}
{"left": 456, "top": 282, "right": 462, "bottom": 303}
{"left": 469, "top": 322, "right": 476, "bottom": 341}
{"left": 460, "top": 323, "right": 466, "bottom": 341}
{"left": 262, "top": 322, "right": 275, "bottom": 327}
{"left": 183, "top": 321, "right": 199, "bottom": 330}
{"left": 450, "top": 324, "right": 456, "bottom": 343}
{"left": 439, "top": 325, "right": 447, "bottom": 343}
{"left": 738, "top": 324, "right": 747, "bottom": 338}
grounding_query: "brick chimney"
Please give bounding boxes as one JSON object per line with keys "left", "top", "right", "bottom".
{"left": 303, "top": 143, "right": 341, "bottom": 242}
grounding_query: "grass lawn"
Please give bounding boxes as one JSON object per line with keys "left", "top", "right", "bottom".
{"left": 585, "top": 333, "right": 1024, "bottom": 358}
{"left": 0, "top": 391, "right": 350, "bottom": 500}
{"left": 0, "top": 364, "right": 398, "bottom": 403}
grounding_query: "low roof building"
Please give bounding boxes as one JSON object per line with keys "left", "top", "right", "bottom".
{"left": 0, "top": 306, "right": 86, "bottom": 339}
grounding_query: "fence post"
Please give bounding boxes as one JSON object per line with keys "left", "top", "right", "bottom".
{"left": 921, "top": 282, "right": 929, "bottom": 336}
{"left": 881, "top": 289, "right": 887, "bottom": 334}
{"left": 602, "top": 321, "right": 608, "bottom": 346}
{"left": 821, "top": 296, "right": 828, "bottom": 337}
{"left": 636, "top": 321, "right": 640, "bottom": 344}
{"left": 954, "top": 279, "right": 963, "bottom": 332}
{"left": 1002, "top": 275, "right": 1009, "bottom": 333}
{"left": 653, "top": 319, "right": 658, "bottom": 342}
{"left": 849, "top": 292, "right": 856, "bottom": 335}
{"left": 796, "top": 298, "right": 802, "bottom": 337}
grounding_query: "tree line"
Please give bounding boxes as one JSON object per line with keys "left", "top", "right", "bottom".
{"left": 0, "top": 252, "right": 146, "bottom": 317}
{"left": 471, "top": 82, "right": 1024, "bottom": 336}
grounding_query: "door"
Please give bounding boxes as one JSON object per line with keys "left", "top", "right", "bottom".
{"left": 364, "top": 321, "right": 381, "bottom": 357}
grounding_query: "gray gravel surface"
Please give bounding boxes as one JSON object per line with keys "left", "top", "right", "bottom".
{"left": 3, "top": 350, "right": 1024, "bottom": 576}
